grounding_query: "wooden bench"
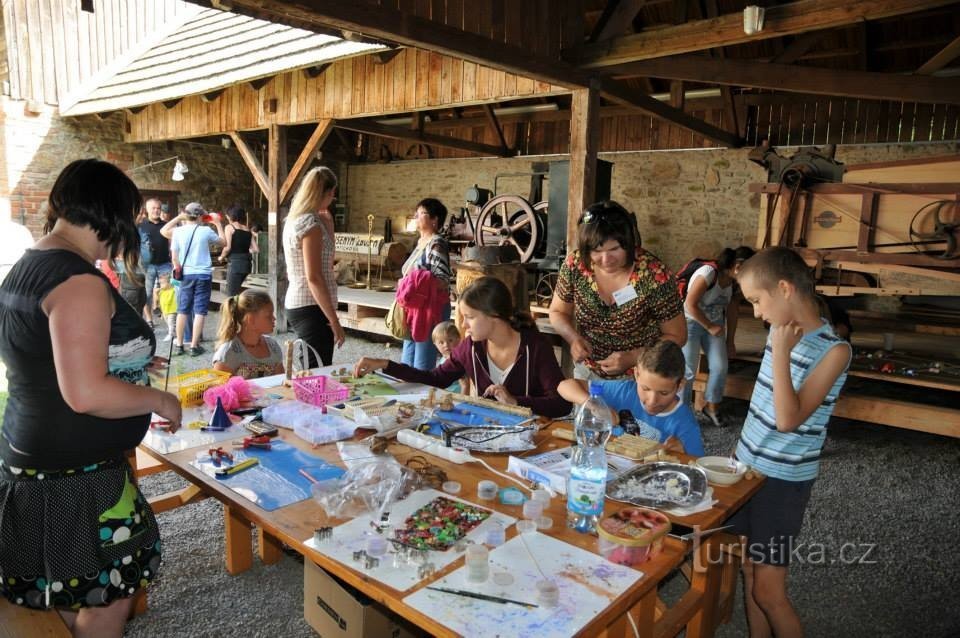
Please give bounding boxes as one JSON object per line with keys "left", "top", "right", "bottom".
{"left": 0, "top": 598, "right": 71, "bottom": 637}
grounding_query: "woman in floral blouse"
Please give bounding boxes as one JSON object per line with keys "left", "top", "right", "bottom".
{"left": 549, "top": 201, "right": 686, "bottom": 379}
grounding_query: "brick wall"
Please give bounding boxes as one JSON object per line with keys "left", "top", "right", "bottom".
{"left": 0, "top": 97, "right": 260, "bottom": 237}
{"left": 343, "top": 142, "right": 958, "bottom": 270}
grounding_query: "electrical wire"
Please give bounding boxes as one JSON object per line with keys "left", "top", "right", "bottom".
{"left": 626, "top": 611, "right": 641, "bottom": 638}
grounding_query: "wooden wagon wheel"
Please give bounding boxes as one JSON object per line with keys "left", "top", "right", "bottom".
{"left": 535, "top": 271, "right": 558, "bottom": 307}
{"left": 404, "top": 143, "right": 433, "bottom": 160}
{"left": 475, "top": 194, "right": 540, "bottom": 263}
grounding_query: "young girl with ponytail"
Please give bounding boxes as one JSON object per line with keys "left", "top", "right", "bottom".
{"left": 212, "top": 290, "right": 284, "bottom": 379}
{"left": 354, "top": 277, "right": 570, "bottom": 417}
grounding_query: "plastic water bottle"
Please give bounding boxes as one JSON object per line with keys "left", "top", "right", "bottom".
{"left": 567, "top": 381, "right": 613, "bottom": 533}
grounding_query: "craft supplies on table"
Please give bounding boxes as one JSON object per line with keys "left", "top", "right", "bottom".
{"left": 303, "top": 489, "right": 515, "bottom": 591}
{"left": 292, "top": 374, "right": 350, "bottom": 407}
{"left": 421, "top": 401, "right": 537, "bottom": 453}
{"left": 174, "top": 369, "right": 231, "bottom": 406}
{"left": 606, "top": 462, "right": 709, "bottom": 511}
{"left": 190, "top": 440, "right": 344, "bottom": 511}
{"left": 294, "top": 413, "right": 359, "bottom": 445}
{"left": 403, "top": 530, "right": 644, "bottom": 638}
{"left": 596, "top": 507, "right": 671, "bottom": 567}
{"left": 552, "top": 428, "right": 661, "bottom": 461}
{"left": 507, "top": 448, "right": 636, "bottom": 495}
{"left": 143, "top": 405, "right": 249, "bottom": 454}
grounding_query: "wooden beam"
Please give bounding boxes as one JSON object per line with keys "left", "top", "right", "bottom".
{"left": 229, "top": 131, "right": 271, "bottom": 198}
{"left": 770, "top": 31, "right": 825, "bottom": 65}
{"left": 302, "top": 63, "right": 330, "bottom": 78}
{"left": 609, "top": 54, "right": 960, "bottom": 105}
{"left": 249, "top": 76, "right": 273, "bottom": 91}
{"left": 590, "top": 0, "right": 649, "bottom": 43}
{"left": 336, "top": 119, "right": 511, "bottom": 157}
{"left": 916, "top": 34, "right": 960, "bottom": 75}
{"left": 219, "top": 0, "right": 590, "bottom": 89}
{"left": 374, "top": 49, "right": 402, "bottom": 65}
{"left": 482, "top": 104, "right": 510, "bottom": 155}
{"left": 279, "top": 119, "right": 333, "bottom": 205}
{"left": 669, "top": 80, "right": 684, "bottom": 110}
{"left": 267, "top": 123, "right": 287, "bottom": 332}
{"left": 567, "top": 81, "right": 602, "bottom": 252}
{"left": 202, "top": 89, "right": 225, "bottom": 103}
{"left": 600, "top": 80, "right": 743, "bottom": 147}
{"left": 568, "top": 0, "right": 957, "bottom": 68}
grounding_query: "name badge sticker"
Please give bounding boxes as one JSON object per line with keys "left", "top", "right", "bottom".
{"left": 612, "top": 285, "right": 638, "bottom": 306}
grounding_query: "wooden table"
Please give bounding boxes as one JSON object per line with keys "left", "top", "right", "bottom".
{"left": 141, "top": 383, "right": 761, "bottom": 638}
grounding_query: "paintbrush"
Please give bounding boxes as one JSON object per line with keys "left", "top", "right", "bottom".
{"left": 425, "top": 586, "right": 538, "bottom": 609}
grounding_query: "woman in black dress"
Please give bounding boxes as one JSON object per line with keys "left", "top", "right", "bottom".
{"left": 219, "top": 205, "right": 254, "bottom": 296}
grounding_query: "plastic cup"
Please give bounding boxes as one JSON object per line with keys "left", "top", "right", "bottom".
{"left": 522, "top": 500, "right": 544, "bottom": 520}
{"left": 464, "top": 544, "right": 489, "bottom": 583}
{"left": 477, "top": 480, "right": 498, "bottom": 500}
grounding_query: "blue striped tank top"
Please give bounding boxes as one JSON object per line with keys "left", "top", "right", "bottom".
{"left": 735, "top": 321, "right": 851, "bottom": 481}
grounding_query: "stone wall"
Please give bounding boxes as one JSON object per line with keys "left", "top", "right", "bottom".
{"left": 0, "top": 98, "right": 260, "bottom": 236}
{"left": 343, "top": 142, "right": 958, "bottom": 270}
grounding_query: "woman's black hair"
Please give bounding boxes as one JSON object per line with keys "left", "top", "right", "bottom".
{"left": 459, "top": 276, "right": 537, "bottom": 332}
{"left": 44, "top": 158, "right": 143, "bottom": 275}
{"left": 715, "top": 245, "right": 756, "bottom": 270}
{"left": 416, "top": 197, "right": 448, "bottom": 229}
{"left": 226, "top": 204, "right": 247, "bottom": 224}
{"left": 576, "top": 200, "right": 640, "bottom": 269}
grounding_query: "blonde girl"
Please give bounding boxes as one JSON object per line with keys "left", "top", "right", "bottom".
{"left": 283, "top": 166, "right": 344, "bottom": 368}
{"left": 212, "top": 290, "right": 284, "bottom": 379}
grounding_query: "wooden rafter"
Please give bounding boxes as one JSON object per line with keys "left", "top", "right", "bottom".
{"left": 211, "top": 0, "right": 591, "bottom": 89}
{"left": 279, "top": 119, "right": 334, "bottom": 205}
{"left": 610, "top": 54, "right": 960, "bottom": 105}
{"left": 569, "top": 0, "right": 957, "bottom": 68}
{"left": 589, "top": 0, "right": 649, "bottom": 43}
{"left": 600, "top": 81, "right": 743, "bottom": 147}
{"left": 770, "top": 31, "right": 825, "bottom": 65}
{"left": 336, "top": 119, "right": 511, "bottom": 157}
{"left": 482, "top": 104, "right": 510, "bottom": 155}
{"left": 229, "top": 132, "right": 271, "bottom": 198}
{"left": 916, "top": 34, "right": 960, "bottom": 75}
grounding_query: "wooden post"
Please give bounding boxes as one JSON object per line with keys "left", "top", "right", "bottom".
{"left": 566, "top": 80, "right": 601, "bottom": 252}
{"left": 267, "top": 123, "right": 288, "bottom": 331}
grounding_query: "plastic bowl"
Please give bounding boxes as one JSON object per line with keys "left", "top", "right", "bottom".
{"left": 597, "top": 507, "right": 670, "bottom": 567}
{"left": 695, "top": 456, "right": 748, "bottom": 486}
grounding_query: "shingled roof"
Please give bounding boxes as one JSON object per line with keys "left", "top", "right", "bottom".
{"left": 59, "top": 7, "right": 384, "bottom": 117}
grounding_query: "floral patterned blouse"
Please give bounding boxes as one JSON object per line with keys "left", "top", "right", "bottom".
{"left": 554, "top": 248, "right": 683, "bottom": 378}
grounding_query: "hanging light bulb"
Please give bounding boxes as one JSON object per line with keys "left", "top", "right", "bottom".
{"left": 172, "top": 159, "right": 189, "bottom": 181}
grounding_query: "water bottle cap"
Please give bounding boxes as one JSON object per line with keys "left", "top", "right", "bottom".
{"left": 588, "top": 381, "right": 604, "bottom": 396}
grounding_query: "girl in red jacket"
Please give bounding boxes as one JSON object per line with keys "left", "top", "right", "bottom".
{"left": 355, "top": 277, "right": 571, "bottom": 418}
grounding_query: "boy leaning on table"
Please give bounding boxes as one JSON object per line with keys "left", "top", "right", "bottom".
{"left": 726, "top": 247, "right": 851, "bottom": 638}
{"left": 558, "top": 340, "right": 705, "bottom": 456}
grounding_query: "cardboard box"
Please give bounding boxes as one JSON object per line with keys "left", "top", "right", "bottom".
{"left": 304, "top": 560, "right": 416, "bottom": 638}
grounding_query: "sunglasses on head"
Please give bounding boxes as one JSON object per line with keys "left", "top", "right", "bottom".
{"left": 580, "top": 207, "right": 620, "bottom": 225}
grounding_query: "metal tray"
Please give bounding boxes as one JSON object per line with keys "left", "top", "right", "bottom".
{"left": 606, "top": 462, "right": 708, "bottom": 509}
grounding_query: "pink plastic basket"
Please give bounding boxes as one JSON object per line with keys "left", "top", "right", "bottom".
{"left": 292, "top": 375, "right": 350, "bottom": 407}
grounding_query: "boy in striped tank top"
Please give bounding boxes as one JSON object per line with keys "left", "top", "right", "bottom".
{"left": 728, "top": 247, "right": 851, "bottom": 638}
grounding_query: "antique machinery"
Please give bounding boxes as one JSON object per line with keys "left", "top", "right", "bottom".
{"left": 450, "top": 160, "right": 613, "bottom": 306}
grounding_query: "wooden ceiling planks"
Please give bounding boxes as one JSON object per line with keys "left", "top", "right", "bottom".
{"left": 124, "top": 47, "right": 567, "bottom": 142}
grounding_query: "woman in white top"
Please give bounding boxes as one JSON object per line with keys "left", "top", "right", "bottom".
{"left": 681, "top": 246, "right": 755, "bottom": 425}
{"left": 282, "top": 166, "right": 344, "bottom": 368}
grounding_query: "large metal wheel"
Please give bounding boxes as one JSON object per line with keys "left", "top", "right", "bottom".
{"left": 476, "top": 195, "right": 541, "bottom": 263}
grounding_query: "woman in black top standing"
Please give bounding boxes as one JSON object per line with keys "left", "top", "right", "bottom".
{"left": 0, "top": 159, "right": 182, "bottom": 637}
{"left": 219, "top": 205, "right": 254, "bottom": 296}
